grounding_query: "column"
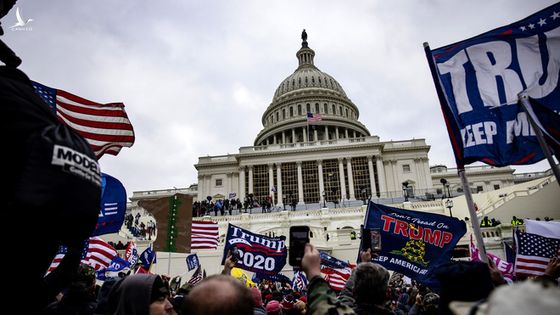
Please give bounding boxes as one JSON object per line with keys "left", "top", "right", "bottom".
{"left": 338, "top": 158, "right": 347, "bottom": 201}
{"left": 276, "top": 163, "right": 283, "bottom": 207}
{"left": 248, "top": 166, "right": 254, "bottom": 195}
{"left": 376, "top": 156, "right": 386, "bottom": 196}
{"left": 206, "top": 175, "right": 211, "bottom": 198}
{"left": 353, "top": 130, "right": 356, "bottom": 138}
{"left": 292, "top": 129, "right": 296, "bottom": 143}
{"left": 268, "top": 164, "right": 275, "bottom": 205}
{"left": 314, "top": 129, "right": 318, "bottom": 142}
{"left": 318, "top": 160, "right": 325, "bottom": 205}
{"left": 414, "top": 158, "right": 423, "bottom": 190}
{"left": 227, "top": 173, "right": 232, "bottom": 197}
{"left": 297, "top": 161, "right": 304, "bottom": 204}
{"left": 346, "top": 158, "right": 355, "bottom": 200}
{"left": 239, "top": 167, "right": 246, "bottom": 201}
{"left": 282, "top": 131, "right": 286, "bottom": 144}
{"left": 391, "top": 160, "right": 399, "bottom": 195}
{"left": 273, "top": 135, "right": 277, "bottom": 144}
{"left": 198, "top": 176, "right": 204, "bottom": 200}
{"left": 367, "top": 156, "right": 378, "bottom": 196}
{"left": 335, "top": 127, "right": 339, "bottom": 139}
{"left": 345, "top": 128, "right": 349, "bottom": 138}
{"left": 302, "top": 127, "right": 307, "bottom": 143}
{"left": 324, "top": 126, "right": 329, "bottom": 140}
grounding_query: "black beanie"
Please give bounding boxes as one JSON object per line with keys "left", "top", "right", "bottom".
{"left": 151, "top": 275, "right": 169, "bottom": 303}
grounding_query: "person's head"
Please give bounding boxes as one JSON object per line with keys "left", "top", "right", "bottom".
{"left": 266, "top": 300, "right": 283, "bottom": 315}
{"left": 352, "top": 262, "right": 390, "bottom": 306}
{"left": 250, "top": 287, "right": 263, "bottom": 308}
{"left": 111, "top": 274, "right": 174, "bottom": 315}
{"left": 182, "top": 275, "right": 253, "bottom": 315}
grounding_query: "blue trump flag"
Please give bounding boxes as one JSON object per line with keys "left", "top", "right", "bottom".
{"left": 364, "top": 202, "right": 466, "bottom": 287}
{"left": 186, "top": 253, "right": 200, "bottom": 271}
{"left": 222, "top": 224, "right": 287, "bottom": 275}
{"left": 426, "top": 3, "right": 560, "bottom": 167}
{"left": 92, "top": 173, "right": 127, "bottom": 236}
{"left": 139, "top": 246, "right": 157, "bottom": 270}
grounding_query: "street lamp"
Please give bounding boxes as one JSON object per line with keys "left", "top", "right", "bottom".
{"left": 402, "top": 182, "right": 409, "bottom": 202}
{"left": 445, "top": 198, "right": 454, "bottom": 217}
{"left": 440, "top": 178, "right": 451, "bottom": 199}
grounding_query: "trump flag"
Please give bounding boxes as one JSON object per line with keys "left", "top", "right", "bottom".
{"left": 426, "top": 3, "right": 560, "bottom": 167}
{"left": 364, "top": 202, "right": 466, "bottom": 287}
{"left": 92, "top": 173, "right": 127, "bottom": 236}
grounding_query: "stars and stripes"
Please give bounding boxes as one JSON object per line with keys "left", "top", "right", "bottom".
{"left": 514, "top": 230, "right": 560, "bottom": 277}
{"left": 187, "top": 266, "right": 204, "bottom": 285}
{"left": 306, "top": 112, "right": 322, "bottom": 123}
{"left": 191, "top": 220, "right": 219, "bottom": 249}
{"left": 291, "top": 270, "right": 308, "bottom": 292}
{"left": 321, "top": 266, "right": 352, "bottom": 291}
{"left": 81, "top": 237, "right": 118, "bottom": 270}
{"left": 32, "top": 81, "right": 135, "bottom": 158}
{"left": 47, "top": 245, "right": 68, "bottom": 274}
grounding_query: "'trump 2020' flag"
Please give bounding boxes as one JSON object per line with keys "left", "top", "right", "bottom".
{"left": 32, "top": 81, "right": 135, "bottom": 158}
{"left": 221, "top": 224, "right": 287, "bottom": 275}
{"left": 364, "top": 202, "right": 466, "bottom": 287}
{"left": 191, "top": 220, "right": 219, "bottom": 249}
{"left": 426, "top": 3, "right": 560, "bottom": 167}
{"left": 514, "top": 230, "right": 560, "bottom": 277}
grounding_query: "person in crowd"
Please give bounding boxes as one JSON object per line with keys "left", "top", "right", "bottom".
{"left": 408, "top": 293, "right": 439, "bottom": 315}
{"left": 511, "top": 216, "right": 524, "bottom": 226}
{"left": 480, "top": 216, "right": 492, "bottom": 227}
{"left": 251, "top": 287, "right": 266, "bottom": 315}
{"left": 302, "top": 243, "right": 390, "bottom": 315}
{"left": 109, "top": 274, "right": 174, "bottom": 315}
{"left": 266, "top": 300, "right": 284, "bottom": 315}
{"left": 182, "top": 275, "right": 253, "bottom": 315}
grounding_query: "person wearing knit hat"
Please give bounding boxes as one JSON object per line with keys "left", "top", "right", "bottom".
{"left": 266, "top": 300, "right": 283, "bottom": 315}
{"left": 110, "top": 274, "right": 174, "bottom": 315}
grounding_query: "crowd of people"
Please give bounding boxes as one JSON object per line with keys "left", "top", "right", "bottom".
{"left": 39, "top": 245, "right": 559, "bottom": 315}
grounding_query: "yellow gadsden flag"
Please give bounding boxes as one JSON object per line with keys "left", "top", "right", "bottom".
{"left": 230, "top": 267, "right": 256, "bottom": 287}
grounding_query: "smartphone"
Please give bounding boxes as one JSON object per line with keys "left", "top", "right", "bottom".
{"left": 361, "top": 225, "right": 382, "bottom": 253}
{"left": 230, "top": 245, "right": 241, "bottom": 262}
{"left": 289, "top": 226, "right": 310, "bottom": 267}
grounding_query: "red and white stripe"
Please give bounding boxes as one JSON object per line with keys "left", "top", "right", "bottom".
{"left": 55, "top": 90, "right": 135, "bottom": 158}
{"left": 46, "top": 251, "right": 66, "bottom": 274}
{"left": 191, "top": 220, "right": 219, "bottom": 249}
{"left": 321, "top": 266, "right": 352, "bottom": 291}
{"left": 82, "top": 237, "right": 118, "bottom": 270}
{"left": 514, "top": 255, "right": 551, "bottom": 276}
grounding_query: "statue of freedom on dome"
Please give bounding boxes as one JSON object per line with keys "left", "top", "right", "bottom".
{"left": 301, "top": 29, "right": 308, "bottom": 42}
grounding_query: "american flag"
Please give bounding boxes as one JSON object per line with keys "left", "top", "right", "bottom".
{"left": 321, "top": 266, "right": 352, "bottom": 291}
{"left": 32, "top": 81, "right": 135, "bottom": 158}
{"left": 291, "top": 270, "right": 308, "bottom": 292}
{"left": 46, "top": 245, "right": 68, "bottom": 274}
{"left": 81, "top": 237, "right": 118, "bottom": 270}
{"left": 187, "top": 266, "right": 204, "bottom": 285}
{"left": 306, "top": 112, "right": 322, "bottom": 123}
{"left": 514, "top": 230, "right": 560, "bottom": 277}
{"left": 191, "top": 220, "right": 219, "bottom": 249}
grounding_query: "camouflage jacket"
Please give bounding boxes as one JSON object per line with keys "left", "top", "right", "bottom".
{"left": 307, "top": 276, "right": 356, "bottom": 315}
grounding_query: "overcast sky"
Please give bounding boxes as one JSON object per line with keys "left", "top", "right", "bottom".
{"left": 3, "top": 0, "right": 556, "bottom": 197}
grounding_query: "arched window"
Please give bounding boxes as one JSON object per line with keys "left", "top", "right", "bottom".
{"left": 276, "top": 112, "right": 279, "bottom": 122}
{"left": 345, "top": 108, "right": 349, "bottom": 117}
{"left": 283, "top": 109, "right": 286, "bottom": 119}
{"left": 306, "top": 103, "right": 311, "bottom": 113}
{"left": 290, "top": 107, "right": 294, "bottom": 117}
{"left": 315, "top": 103, "right": 319, "bottom": 113}
{"left": 339, "top": 106, "right": 343, "bottom": 115}
{"left": 332, "top": 104, "right": 336, "bottom": 114}
{"left": 324, "top": 103, "right": 328, "bottom": 114}
{"left": 298, "top": 105, "right": 302, "bottom": 115}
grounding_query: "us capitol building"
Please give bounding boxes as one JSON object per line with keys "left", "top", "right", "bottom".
{"left": 124, "top": 32, "right": 558, "bottom": 276}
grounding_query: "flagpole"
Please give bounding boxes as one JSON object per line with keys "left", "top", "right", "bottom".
{"left": 518, "top": 93, "right": 560, "bottom": 184}
{"left": 458, "top": 169, "right": 488, "bottom": 263}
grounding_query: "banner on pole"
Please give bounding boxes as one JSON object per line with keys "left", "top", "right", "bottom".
{"left": 426, "top": 3, "right": 560, "bottom": 167}
{"left": 364, "top": 202, "right": 466, "bottom": 287}
{"left": 221, "top": 224, "right": 287, "bottom": 275}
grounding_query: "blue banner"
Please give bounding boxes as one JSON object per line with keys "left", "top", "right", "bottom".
{"left": 92, "top": 173, "right": 127, "bottom": 236}
{"left": 222, "top": 224, "right": 287, "bottom": 275}
{"left": 252, "top": 272, "right": 291, "bottom": 284}
{"left": 139, "top": 246, "right": 156, "bottom": 269}
{"left": 428, "top": 3, "right": 560, "bottom": 167}
{"left": 364, "top": 202, "right": 466, "bottom": 287}
{"left": 186, "top": 253, "right": 200, "bottom": 271}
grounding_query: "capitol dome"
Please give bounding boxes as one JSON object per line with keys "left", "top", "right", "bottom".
{"left": 254, "top": 30, "right": 371, "bottom": 146}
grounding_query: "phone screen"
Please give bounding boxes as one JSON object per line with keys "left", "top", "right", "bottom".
{"left": 289, "top": 226, "right": 310, "bottom": 267}
{"left": 370, "top": 228, "right": 381, "bottom": 252}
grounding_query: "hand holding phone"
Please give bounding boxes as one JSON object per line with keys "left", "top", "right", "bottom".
{"left": 289, "top": 226, "right": 310, "bottom": 267}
